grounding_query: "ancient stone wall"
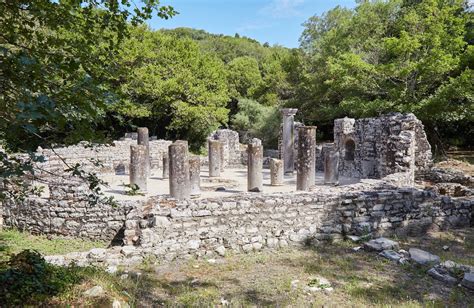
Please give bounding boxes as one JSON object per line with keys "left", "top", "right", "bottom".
{"left": 120, "top": 186, "right": 471, "bottom": 260}
{"left": 3, "top": 180, "right": 471, "bottom": 256}
{"left": 2, "top": 178, "right": 138, "bottom": 241}
{"left": 35, "top": 138, "right": 172, "bottom": 175}
{"left": 209, "top": 129, "right": 242, "bottom": 167}
{"left": 334, "top": 113, "right": 432, "bottom": 182}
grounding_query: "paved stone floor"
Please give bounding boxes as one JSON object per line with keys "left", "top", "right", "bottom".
{"left": 101, "top": 167, "right": 361, "bottom": 200}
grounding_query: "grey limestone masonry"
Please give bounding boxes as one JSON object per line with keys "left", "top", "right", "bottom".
{"left": 334, "top": 113, "right": 432, "bottom": 183}
{"left": 3, "top": 178, "right": 472, "bottom": 259}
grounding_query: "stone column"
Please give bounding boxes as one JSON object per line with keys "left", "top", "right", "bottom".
{"left": 297, "top": 126, "right": 317, "bottom": 191}
{"left": 137, "top": 127, "right": 150, "bottom": 176}
{"left": 270, "top": 158, "right": 284, "bottom": 186}
{"left": 189, "top": 156, "right": 201, "bottom": 196}
{"left": 162, "top": 155, "right": 169, "bottom": 179}
{"left": 281, "top": 108, "right": 298, "bottom": 174}
{"left": 129, "top": 144, "right": 147, "bottom": 192}
{"left": 169, "top": 140, "right": 190, "bottom": 200}
{"left": 219, "top": 141, "right": 225, "bottom": 172}
{"left": 324, "top": 151, "right": 340, "bottom": 185}
{"left": 208, "top": 139, "right": 221, "bottom": 177}
{"left": 247, "top": 138, "right": 263, "bottom": 192}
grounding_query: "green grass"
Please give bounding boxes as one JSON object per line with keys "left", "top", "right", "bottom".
{"left": 0, "top": 228, "right": 473, "bottom": 306}
{"left": 0, "top": 228, "right": 107, "bottom": 260}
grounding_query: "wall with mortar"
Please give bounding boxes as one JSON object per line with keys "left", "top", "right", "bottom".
{"left": 122, "top": 186, "right": 472, "bottom": 260}
{"left": 334, "top": 113, "right": 432, "bottom": 182}
{"left": 35, "top": 138, "right": 172, "bottom": 175}
{"left": 2, "top": 178, "right": 139, "bottom": 241}
{"left": 2, "top": 179, "right": 471, "bottom": 258}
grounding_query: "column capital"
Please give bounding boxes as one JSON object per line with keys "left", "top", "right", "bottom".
{"left": 280, "top": 108, "right": 298, "bottom": 117}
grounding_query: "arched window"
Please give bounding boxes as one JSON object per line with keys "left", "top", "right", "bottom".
{"left": 344, "top": 139, "right": 355, "bottom": 161}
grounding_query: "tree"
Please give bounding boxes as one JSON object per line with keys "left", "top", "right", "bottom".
{"left": 296, "top": 0, "right": 473, "bottom": 146}
{"left": 0, "top": 1, "right": 176, "bottom": 202}
{"left": 112, "top": 26, "right": 230, "bottom": 150}
{"left": 0, "top": 0, "right": 176, "bottom": 152}
{"left": 226, "top": 56, "right": 263, "bottom": 99}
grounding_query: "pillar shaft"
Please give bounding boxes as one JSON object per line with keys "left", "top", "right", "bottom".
{"left": 270, "top": 158, "right": 284, "bottom": 186}
{"left": 324, "top": 151, "right": 340, "bottom": 184}
{"left": 281, "top": 108, "right": 298, "bottom": 174}
{"left": 208, "top": 140, "right": 221, "bottom": 177}
{"left": 130, "top": 144, "right": 147, "bottom": 192}
{"left": 247, "top": 138, "right": 263, "bottom": 192}
{"left": 189, "top": 156, "right": 201, "bottom": 196}
{"left": 297, "top": 126, "right": 317, "bottom": 191}
{"left": 162, "top": 155, "right": 169, "bottom": 179}
{"left": 219, "top": 141, "right": 225, "bottom": 172}
{"left": 137, "top": 127, "right": 150, "bottom": 176}
{"left": 169, "top": 140, "right": 190, "bottom": 200}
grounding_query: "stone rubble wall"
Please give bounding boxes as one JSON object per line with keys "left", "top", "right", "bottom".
{"left": 209, "top": 129, "right": 243, "bottom": 167}
{"left": 2, "top": 178, "right": 139, "bottom": 241}
{"left": 121, "top": 185, "right": 472, "bottom": 261}
{"left": 334, "top": 113, "right": 432, "bottom": 182}
{"left": 2, "top": 178, "right": 471, "bottom": 256}
{"left": 35, "top": 139, "right": 172, "bottom": 175}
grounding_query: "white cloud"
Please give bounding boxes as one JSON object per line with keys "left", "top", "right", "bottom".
{"left": 261, "top": 0, "right": 306, "bottom": 18}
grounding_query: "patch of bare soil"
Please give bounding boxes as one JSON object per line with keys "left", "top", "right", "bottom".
{"left": 435, "top": 159, "right": 474, "bottom": 176}
{"left": 130, "top": 229, "right": 474, "bottom": 307}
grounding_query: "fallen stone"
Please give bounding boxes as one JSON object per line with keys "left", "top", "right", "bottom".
{"left": 461, "top": 272, "right": 474, "bottom": 290}
{"left": 346, "top": 235, "right": 361, "bottom": 243}
{"left": 379, "top": 250, "right": 402, "bottom": 262}
{"left": 409, "top": 248, "right": 440, "bottom": 265}
{"left": 427, "top": 267, "right": 458, "bottom": 286}
{"left": 442, "top": 245, "right": 449, "bottom": 251}
{"left": 352, "top": 246, "right": 362, "bottom": 252}
{"left": 44, "top": 255, "right": 65, "bottom": 266}
{"left": 364, "top": 237, "right": 399, "bottom": 252}
{"left": 106, "top": 265, "right": 118, "bottom": 274}
{"left": 88, "top": 248, "right": 107, "bottom": 260}
{"left": 121, "top": 246, "right": 136, "bottom": 256}
{"left": 84, "top": 285, "right": 104, "bottom": 297}
{"left": 215, "top": 246, "right": 226, "bottom": 257}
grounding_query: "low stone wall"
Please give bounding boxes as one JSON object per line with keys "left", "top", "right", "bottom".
{"left": 2, "top": 179, "right": 139, "bottom": 241}
{"left": 35, "top": 139, "right": 172, "bottom": 175}
{"left": 3, "top": 179, "right": 472, "bottom": 259}
{"left": 121, "top": 185, "right": 472, "bottom": 260}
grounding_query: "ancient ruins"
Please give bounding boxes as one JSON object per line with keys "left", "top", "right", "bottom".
{"left": 1, "top": 112, "right": 472, "bottom": 266}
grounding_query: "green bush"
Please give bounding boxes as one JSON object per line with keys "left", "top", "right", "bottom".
{"left": 0, "top": 250, "right": 91, "bottom": 305}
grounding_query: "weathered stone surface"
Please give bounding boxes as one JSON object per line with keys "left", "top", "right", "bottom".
{"left": 270, "top": 158, "right": 284, "bottom": 186}
{"left": 409, "top": 248, "right": 440, "bottom": 265}
{"left": 84, "top": 286, "right": 104, "bottom": 297}
{"left": 324, "top": 151, "right": 339, "bottom": 185}
{"left": 364, "top": 237, "right": 399, "bottom": 252}
{"left": 129, "top": 144, "right": 147, "bottom": 192}
{"left": 280, "top": 108, "right": 298, "bottom": 174}
{"left": 137, "top": 127, "right": 150, "bottom": 176}
{"left": 461, "top": 272, "right": 474, "bottom": 290}
{"left": 334, "top": 113, "right": 431, "bottom": 184}
{"left": 379, "top": 250, "right": 402, "bottom": 262}
{"left": 208, "top": 140, "right": 221, "bottom": 178}
{"left": 169, "top": 141, "right": 190, "bottom": 200}
{"left": 162, "top": 156, "right": 169, "bottom": 179}
{"left": 189, "top": 156, "right": 201, "bottom": 196}
{"left": 296, "top": 126, "right": 316, "bottom": 191}
{"left": 427, "top": 267, "right": 458, "bottom": 286}
{"left": 247, "top": 138, "right": 263, "bottom": 192}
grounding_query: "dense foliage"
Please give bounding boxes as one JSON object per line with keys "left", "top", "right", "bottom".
{"left": 294, "top": 0, "right": 473, "bottom": 147}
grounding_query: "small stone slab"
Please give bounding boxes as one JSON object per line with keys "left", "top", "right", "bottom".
{"left": 409, "top": 248, "right": 440, "bottom": 265}
{"left": 379, "top": 250, "right": 402, "bottom": 262}
{"left": 461, "top": 272, "right": 474, "bottom": 290}
{"left": 84, "top": 285, "right": 104, "bottom": 297}
{"left": 427, "top": 267, "right": 458, "bottom": 286}
{"left": 364, "top": 237, "right": 399, "bottom": 252}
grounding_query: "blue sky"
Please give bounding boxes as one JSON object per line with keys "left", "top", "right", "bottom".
{"left": 149, "top": 0, "right": 356, "bottom": 48}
